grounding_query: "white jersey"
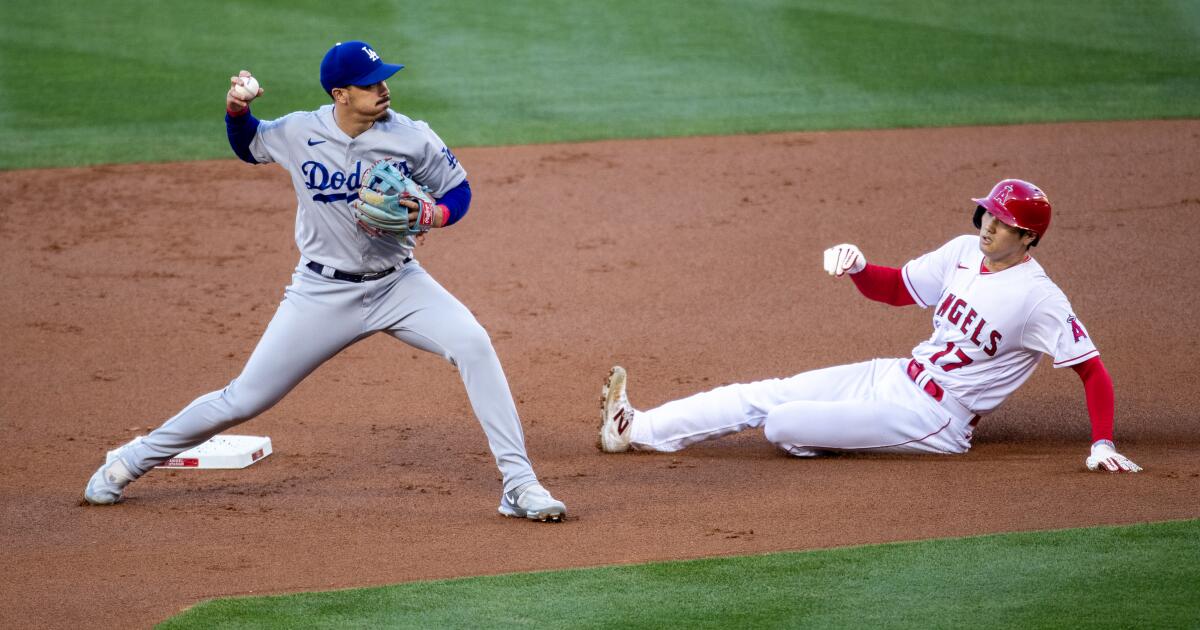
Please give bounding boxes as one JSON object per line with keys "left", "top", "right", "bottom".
{"left": 901, "top": 235, "right": 1098, "bottom": 414}
{"left": 248, "top": 105, "right": 466, "bottom": 272}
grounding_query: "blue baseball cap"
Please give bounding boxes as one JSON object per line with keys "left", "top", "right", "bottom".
{"left": 319, "top": 41, "right": 404, "bottom": 95}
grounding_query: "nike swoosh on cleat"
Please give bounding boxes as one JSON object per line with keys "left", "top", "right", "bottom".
{"left": 307, "top": 139, "right": 326, "bottom": 146}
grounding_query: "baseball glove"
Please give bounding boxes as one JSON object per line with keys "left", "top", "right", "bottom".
{"left": 352, "top": 160, "right": 437, "bottom": 237}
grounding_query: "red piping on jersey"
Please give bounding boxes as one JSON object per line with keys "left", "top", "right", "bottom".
{"left": 1054, "top": 348, "right": 1099, "bottom": 366}
{"left": 851, "top": 264, "right": 917, "bottom": 306}
{"left": 979, "top": 255, "right": 1031, "bottom": 275}
{"left": 1072, "top": 356, "right": 1114, "bottom": 442}
{"left": 900, "top": 265, "right": 928, "bottom": 307}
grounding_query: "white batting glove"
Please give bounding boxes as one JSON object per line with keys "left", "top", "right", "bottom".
{"left": 1085, "top": 440, "right": 1142, "bottom": 473}
{"left": 823, "top": 244, "right": 866, "bottom": 277}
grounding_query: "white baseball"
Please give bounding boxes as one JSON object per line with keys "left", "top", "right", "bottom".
{"left": 233, "top": 76, "right": 259, "bottom": 101}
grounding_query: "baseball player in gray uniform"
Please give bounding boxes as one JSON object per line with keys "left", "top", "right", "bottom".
{"left": 84, "top": 41, "right": 567, "bottom": 522}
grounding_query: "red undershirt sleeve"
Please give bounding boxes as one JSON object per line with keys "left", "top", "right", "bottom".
{"left": 1071, "top": 356, "right": 1114, "bottom": 442}
{"left": 849, "top": 264, "right": 917, "bottom": 307}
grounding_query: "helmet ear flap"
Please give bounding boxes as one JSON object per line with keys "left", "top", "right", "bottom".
{"left": 973, "top": 206, "right": 986, "bottom": 229}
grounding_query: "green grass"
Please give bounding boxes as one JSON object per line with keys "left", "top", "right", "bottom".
{"left": 159, "top": 519, "right": 1200, "bottom": 629}
{"left": 2, "top": 0, "right": 1198, "bottom": 169}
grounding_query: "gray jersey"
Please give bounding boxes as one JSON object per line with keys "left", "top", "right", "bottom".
{"left": 249, "top": 104, "right": 467, "bottom": 272}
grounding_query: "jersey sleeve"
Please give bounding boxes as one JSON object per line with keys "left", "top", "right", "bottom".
{"left": 1073, "top": 357, "right": 1114, "bottom": 442}
{"left": 247, "top": 113, "right": 299, "bottom": 167}
{"left": 409, "top": 121, "right": 467, "bottom": 196}
{"left": 1022, "top": 293, "right": 1099, "bottom": 368}
{"left": 900, "top": 235, "right": 974, "bottom": 308}
{"left": 850, "top": 264, "right": 916, "bottom": 306}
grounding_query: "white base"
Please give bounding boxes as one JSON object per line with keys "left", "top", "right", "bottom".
{"left": 107, "top": 435, "right": 273, "bottom": 469}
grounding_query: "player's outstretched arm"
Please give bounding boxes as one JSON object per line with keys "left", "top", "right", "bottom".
{"left": 823, "top": 243, "right": 916, "bottom": 307}
{"left": 1073, "top": 357, "right": 1141, "bottom": 472}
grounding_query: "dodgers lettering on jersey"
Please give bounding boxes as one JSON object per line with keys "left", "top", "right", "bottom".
{"left": 301, "top": 159, "right": 363, "bottom": 202}
{"left": 247, "top": 105, "right": 466, "bottom": 272}
{"left": 901, "top": 235, "right": 1098, "bottom": 414}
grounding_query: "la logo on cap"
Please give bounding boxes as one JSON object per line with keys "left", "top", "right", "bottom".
{"left": 319, "top": 40, "right": 404, "bottom": 95}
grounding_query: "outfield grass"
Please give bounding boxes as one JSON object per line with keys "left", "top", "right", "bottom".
{"left": 158, "top": 519, "right": 1200, "bottom": 629}
{"left": 2, "top": 1, "right": 1198, "bottom": 169}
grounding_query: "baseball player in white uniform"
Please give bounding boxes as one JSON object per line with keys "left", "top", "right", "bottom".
{"left": 84, "top": 41, "right": 567, "bottom": 521}
{"left": 599, "top": 179, "right": 1140, "bottom": 473}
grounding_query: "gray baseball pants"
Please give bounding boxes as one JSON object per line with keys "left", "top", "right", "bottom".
{"left": 120, "top": 259, "right": 539, "bottom": 493}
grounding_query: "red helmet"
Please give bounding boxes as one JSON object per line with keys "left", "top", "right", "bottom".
{"left": 971, "top": 179, "right": 1052, "bottom": 242}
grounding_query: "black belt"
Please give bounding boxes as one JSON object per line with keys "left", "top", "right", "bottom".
{"left": 306, "top": 258, "right": 410, "bottom": 283}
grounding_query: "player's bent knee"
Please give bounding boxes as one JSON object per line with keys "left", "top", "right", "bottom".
{"left": 764, "top": 413, "right": 822, "bottom": 456}
{"left": 448, "top": 324, "right": 498, "bottom": 364}
{"left": 762, "top": 412, "right": 795, "bottom": 446}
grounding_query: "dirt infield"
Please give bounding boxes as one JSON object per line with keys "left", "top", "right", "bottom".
{"left": 2, "top": 119, "right": 1199, "bottom": 629}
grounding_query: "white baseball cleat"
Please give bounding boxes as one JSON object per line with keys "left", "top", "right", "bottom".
{"left": 498, "top": 482, "right": 567, "bottom": 522}
{"left": 83, "top": 456, "right": 138, "bottom": 505}
{"left": 598, "top": 365, "right": 636, "bottom": 453}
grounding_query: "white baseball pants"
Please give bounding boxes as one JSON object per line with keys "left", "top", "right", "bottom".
{"left": 629, "top": 358, "right": 976, "bottom": 456}
{"left": 120, "top": 259, "right": 539, "bottom": 493}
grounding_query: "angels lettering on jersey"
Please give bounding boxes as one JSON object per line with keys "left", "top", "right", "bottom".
{"left": 932, "top": 292, "right": 1002, "bottom": 363}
